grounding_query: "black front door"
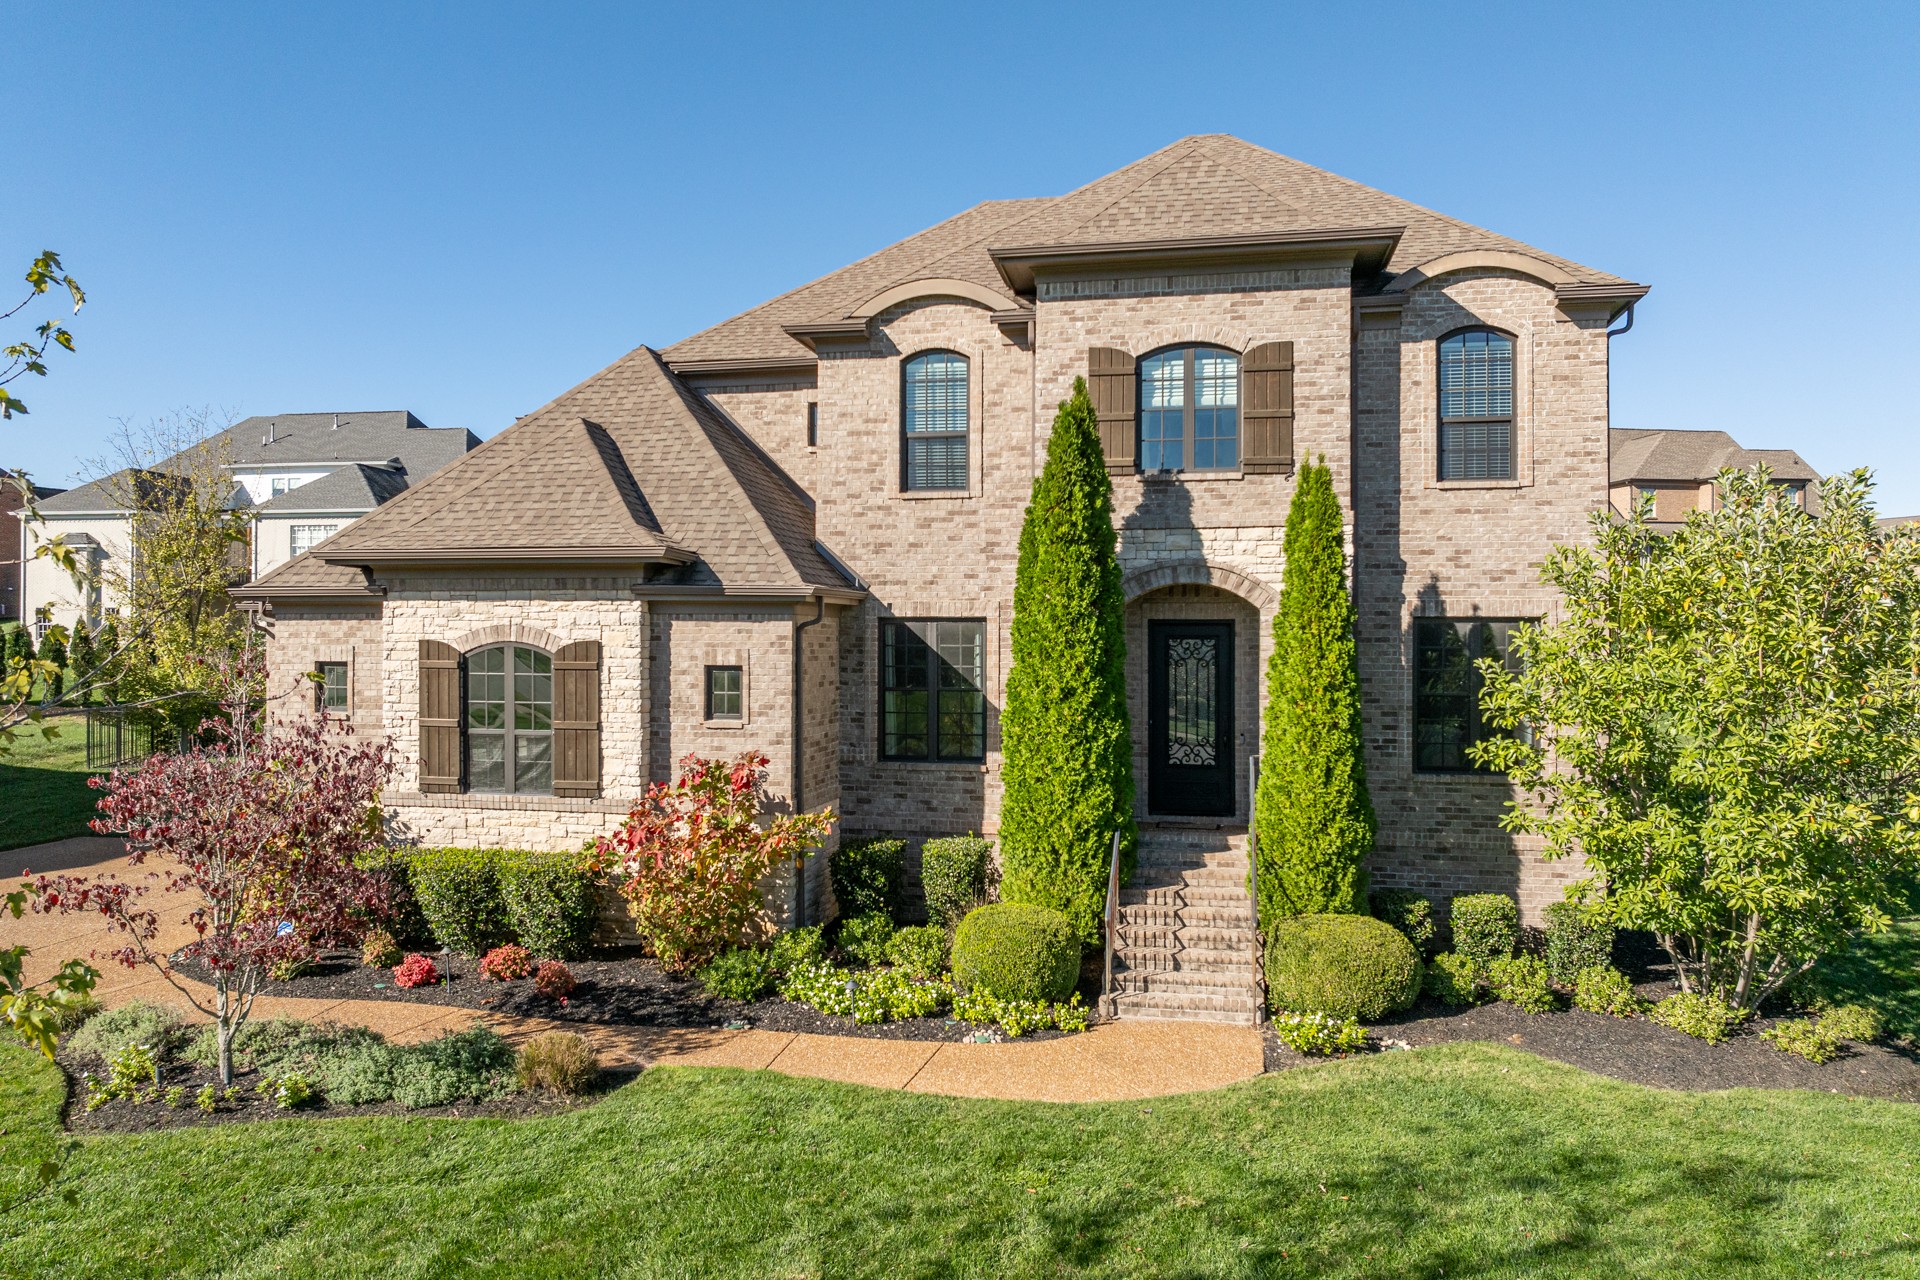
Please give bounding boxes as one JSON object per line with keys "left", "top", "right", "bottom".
{"left": 1147, "top": 620, "right": 1235, "bottom": 816}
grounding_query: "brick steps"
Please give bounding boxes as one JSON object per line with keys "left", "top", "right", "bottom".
{"left": 1103, "top": 827, "right": 1263, "bottom": 1026}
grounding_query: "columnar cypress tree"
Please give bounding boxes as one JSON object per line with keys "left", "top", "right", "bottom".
{"left": 1254, "top": 458, "right": 1375, "bottom": 919}
{"left": 38, "top": 627, "right": 68, "bottom": 698}
{"left": 998, "top": 377, "right": 1136, "bottom": 942}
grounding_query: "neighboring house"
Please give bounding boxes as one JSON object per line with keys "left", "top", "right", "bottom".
{"left": 1608, "top": 428, "right": 1820, "bottom": 525}
{"left": 1, "top": 469, "right": 65, "bottom": 623}
{"left": 1878, "top": 515, "right": 1918, "bottom": 532}
{"left": 17, "top": 412, "right": 477, "bottom": 634}
{"left": 239, "top": 133, "right": 1649, "bottom": 976}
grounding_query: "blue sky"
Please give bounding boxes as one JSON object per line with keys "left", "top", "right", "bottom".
{"left": 5, "top": 3, "right": 1917, "bottom": 514}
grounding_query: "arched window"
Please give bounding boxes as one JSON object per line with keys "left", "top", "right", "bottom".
{"left": 1438, "top": 329, "right": 1515, "bottom": 480}
{"left": 901, "top": 351, "right": 968, "bottom": 491}
{"left": 465, "top": 644, "right": 553, "bottom": 794}
{"left": 1139, "top": 346, "right": 1239, "bottom": 472}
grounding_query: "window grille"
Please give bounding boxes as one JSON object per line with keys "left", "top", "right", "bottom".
{"left": 880, "top": 619, "right": 985, "bottom": 761}
{"left": 706, "top": 665, "right": 743, "bottom": 720}
{"left": 1413, "top": 618, "right": 1527, "bottom": 772}
{"left": 1438, "top": 330, "right": 1514, "bottom": 480}
{"left": 1138, "top": 346, "right": 1239, "bottom": 471}
{"left": 901, "top": 352, "right": 968, "bottom": 490}
{"left": 465, "top": 644, "right": 553, "bottom": 794}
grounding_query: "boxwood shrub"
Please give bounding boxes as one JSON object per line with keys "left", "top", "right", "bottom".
{"left": 408, "top": 848, "right": 507, "bottom": 955}
{"left": 1543, "top": 900, "right": 1614, "bottom": 985}
{"left": 496, "top": 849, "right": 597, "bottom": 958}
{"left": 830, "top": 838, "right": 907, "bottom": 922}
{"left": 921, "top": 835, "right": 993, "bottom": 926}
{"left": 1449, "top": 893, "right": 1519, "bottom": 970}
{"left": 885, "top": 924, "right": 950, "bottom": 978}
{"left": 359, "top": 848, "right": 431, "bottom": 945}
{"left": 1265, "top": 913, "right": 1422, "bottom": 1021}
{"left": 1369, "top": 888, "right": 1436, "bottom": 954}
{"left": 951, "top": 903, "right": 1080, "bottom": 1003}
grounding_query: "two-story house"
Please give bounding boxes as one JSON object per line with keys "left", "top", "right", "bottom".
{"left": 238, "top": 136, "right": 1648, "bottom": 1006}
{"left": 17, "top": 412, "right": 476, "bottom": 635}
{"left": 1608, "top": 427, "right": 1820, "bottom": 526}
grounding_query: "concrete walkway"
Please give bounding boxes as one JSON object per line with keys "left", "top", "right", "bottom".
{"left": 2, "top": 838, "right": 1264, "bottom": 1103}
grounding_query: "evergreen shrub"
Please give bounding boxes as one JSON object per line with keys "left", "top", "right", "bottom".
{"left": 496, "top": 849, "right": 597, "bottom": 958}
{"left": 1369, "top": 888, "right": 1436, "bottom": 953}
{"left": 829, "top": 838, "right": 907, "bottom": 922}
{"left": 1265, "top": 913, "right": 1422, "bottom": 1020}
{"left": 951, "top": 903, "right": 1080, "bottom": 1004}
{"left": 1449, "top": 894, "right": 1519, "bottom": 969}
{"left": 767, "top": 926, "right": 825, "bottom": 973}
{"left": 921, "top": 835, "right": 993, "bottom": 926}
{"left": 1818, "top": 1002, "right": 1884, "bottom": 1044}
{"left": 836, "top": 912, "right": 896, "bottom": 967}
{"left": 1572, "top": 966, "right": 1648, "bottom": 1018}
{"left": 698, "top": 947, "right": 776, "bottom": 1002}
{"left": 884, "top": 924, "right": 950, "bottom": 978}
{"left": 1423, "top": 952, "right": 1483, "bottom": 1007}
{"left": 408, "top": 848, "right": 508, "bottom": 954}
{"left": 1650, "top": 991, "right": 1748, "bottom": 1043}
{"left": 67, "top": 999, "right": 191, "bottom": 1062}
{"left": 1488, "top": 955, "right": 1556, "bottom": 1013}
{"left": 1543, "top": 900, "right": 1614, "bottom": 984}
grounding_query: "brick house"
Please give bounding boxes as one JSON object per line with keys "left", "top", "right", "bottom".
{"left": 239, "top": 135, "right": 1647, "bottom": 1011}
{"left": 1608, "top": 427, "right": 1820, "bottom": 526}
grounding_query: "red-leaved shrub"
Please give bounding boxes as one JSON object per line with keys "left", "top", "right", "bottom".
{"left": 393, "top": 953, "right": 440, "bottom": 988}
{"left": 478, "top": 943, "right": 533, "bottom": 982}
{"left": 534, "top": 960, "right": 575, "bottom": 1002}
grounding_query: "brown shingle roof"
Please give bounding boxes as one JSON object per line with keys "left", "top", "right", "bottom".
{"left": 1609, "top": 429, "right": 1821, "bottom": 485}
{"left": 294, "top": 346, "right": 850, "bottom": 591}
{"left": 665, "top": 134, "right": 1637, "bottom": 368}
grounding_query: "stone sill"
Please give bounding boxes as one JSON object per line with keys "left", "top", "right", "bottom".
{"left": 1426, "top": 478, "right": 1532, "bottom": 491}
{"left": 385, "top": 790, "right": 633, "bottom": 814}
{"left": 871, "top": 760, "right": 992, "bottom": 773}
{"left": 897, "top": 488, "right": 975, "bottom": 502}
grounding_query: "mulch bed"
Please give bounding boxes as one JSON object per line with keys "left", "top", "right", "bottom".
{"left": 173, "top": 949, "right": 1091, "bottom": 1046}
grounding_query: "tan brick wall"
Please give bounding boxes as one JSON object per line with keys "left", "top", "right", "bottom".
{"left": 266, "top": 605, "right": 386, "bottom": 733}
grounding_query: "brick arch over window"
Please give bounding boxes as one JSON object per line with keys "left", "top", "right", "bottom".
{"left": 446, "top": 621, "right": 574, "bottom": 656}
{"left": 1121, "top": 560, "right": 1278, "bottom": 611}
{"left": 1107, "top": 325, "right": 1252, "bottom": 358}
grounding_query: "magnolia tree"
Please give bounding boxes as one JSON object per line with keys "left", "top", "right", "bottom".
{"left": 1476, "top": 468, "right": 1920, "bottom": 1009}
{"left": 596, "top": 752, "right": 833, "bottom": 971}
{"left": 26, "top": 652, "right": 395, "bottom": 1081}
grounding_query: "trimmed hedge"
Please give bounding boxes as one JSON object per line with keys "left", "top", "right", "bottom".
{"left": 951, "top": 903, "right": 1080, "bottom": 1004}
{"left": 403, "top": 848, "right": 596, "bottom": 958}
{"left": 830, "top": 838, "right": 907, "bottom": 923}
{"left": 1265, "top": 913, "right": 1422, "bottom": 1021}
{"left": 1369, "top": 888, "right": 1436, "bottom": 954}
{"left": 1449, "top": 893, "right": 1519, "bottom": 970}
{"left": 359, "top": 849, "right": 431, "bottom": 946}
{"left": 1543, "top": 900, "right": 1613, "bottom": 985}
{"left": 408, "top": 849, "right": 509, "bottom": 955}
{"left": 921, "top": 835, "right": 993, "bottom": 927}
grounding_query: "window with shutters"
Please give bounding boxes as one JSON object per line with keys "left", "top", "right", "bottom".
{"left": 1438, "top": 328, "right": 1515, "bottom": 481}
{"left": 1138, "top": 346, "right": 1239, "bottom": 472}
{"left": 465, "top": 644, "right": 553, "bottom": 794}
{"left": 1413, "top": 618, "right": 1528, "bottom": 772}
{"left": 880, "top": 619, "right": 985, "bottom": 762}
{"left": 901, "top": 351, "right": 968, "bottom": 491}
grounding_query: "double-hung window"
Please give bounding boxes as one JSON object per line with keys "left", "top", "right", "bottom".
{"left": 706, "top": 665, "right": 743, "bottom": 720}
{"left": 1139, "top": 346, "right": 1239, "bottom": 471}
{"left": 901, "top": 351, "right": 968, "bottom": 491}
{"left": 315, "top": 661, "right": 348, "bottom": 711}
{"left": 880, "top": 619, "right": 986, "bottom": 761}
{"left": 1413, "top": 619, "right": 1527, "bottom": 772}
{"left": 1438, "top": 329, "right": 1515, "bottom": 480}
{"left": 465, "top": 644, "right": 553, "bottom": 794}
{"left": 289, "top": 523, "right": 340, "bottom": 558}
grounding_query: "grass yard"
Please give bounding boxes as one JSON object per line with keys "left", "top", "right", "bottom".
{"left": 1809, "top": 916, "right": 1920, "bottom": 1047}
{"left": 4, "top": 1041, "right": 1918, "bottom": 1278}
{"left": 0, "top": 718, "right": 102, "bottom": 852}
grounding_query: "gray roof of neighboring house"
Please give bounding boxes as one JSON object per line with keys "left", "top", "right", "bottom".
{"left": 1879, "top": 515, "right": 1919, "bottom": 530}
{"left": 254, "top": 463, "right": 411, "bottom": 516}
{"left": 34, "top": 468, "right": 192, "bottom": 515}
{"left": 1610, "top": 429, "right": 1821, "bottom": 486}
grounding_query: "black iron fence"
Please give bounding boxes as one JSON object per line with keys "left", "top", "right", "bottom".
{"left": 85, "top": 708, "right": 166, "bottom": 771}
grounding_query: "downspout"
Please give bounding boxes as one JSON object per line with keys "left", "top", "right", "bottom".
{"left": 1605, "top": 303, "right": 1635, "bottom": 476}
{"left": 791, "top": 593, "right": 826, "bottom": 926}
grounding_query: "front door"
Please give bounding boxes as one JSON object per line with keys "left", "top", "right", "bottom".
{"left": 1147, "top": 620, "right": 1235, "bottom": 816}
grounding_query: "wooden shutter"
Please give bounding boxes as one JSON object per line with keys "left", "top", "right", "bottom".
{"left": 1087, "top": 347, "right": 1137, "bottom": 475}
{"left": 552, "top": 640, "right": 602, "bottom": 799}
{"left": 418, "top": 640, "right": 463, "bottom": 794}
{"left": 1242, "top": 341, "right": 1295, "bottom": 474}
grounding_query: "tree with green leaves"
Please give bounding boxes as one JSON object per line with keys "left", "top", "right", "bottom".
{"left": 35, "top": 628, "right": 66, "bottom": 699}
{"left": 0, "top": 250, "right": 83, "bottom": 420}
{"left": 1253, "top": 458, "right": 1375, "bottom": 919}
{"left": 1476, "top": 467, "right": 1920, "bottom": 1011}
{"left": 998, "top": 378, "right": 1135, "bottom": 942}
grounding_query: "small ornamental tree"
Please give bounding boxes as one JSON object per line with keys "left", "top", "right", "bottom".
{"left": 596, "top": 752, "right": 833, "bottom": 971}
{"left": 1476, "top": 468, "right": 1920, "bottom": 1011}
{"left": 998, "top": 378, "right": 1135, "bottom": 942}
{"left": 1254, "top": 458, "right": 1375, "bottom": 919}
{"left": 26, "top": 650, "right": 396, "bottom": 1082}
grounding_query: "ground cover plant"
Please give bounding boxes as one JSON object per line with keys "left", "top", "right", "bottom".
{"left": 6, "top": 1039, "right": 1920, "bottom": 1277}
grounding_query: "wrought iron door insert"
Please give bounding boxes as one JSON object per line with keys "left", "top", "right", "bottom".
{"left": 1147, "top": 620, "right": 1234, "bottom": 816}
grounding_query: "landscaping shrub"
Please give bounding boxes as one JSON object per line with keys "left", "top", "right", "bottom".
{"left": 885, "top": 924, "right": 950, "bottom": 979}
{"left": 1543, "top": 900, "right": 1614, "bottom": 984}
{"left": 83, "top": 1043, "right": 161, "bottom": 1110}
{"left": 779, "top": 962, "right": 857, "bottom": 1017}
{"left": 515, "top": 1031, "right": 599, "bottom": 1095}
{"left": 1265, "top": 914, "right": 1422, "bottom": 1021}
{"left": 67, "top": 999, "right": 191, "bottom": 1063}
{"left": 393, "top": 953, "right": 440, "bottom": 989}
{"left": 767, "top": 925, "right": 824, "bottom": 973}
{"left": 478, "top": 943, "right": 534, "bottom": 982}
{"left": 1818, "top": 1002, "right": 1885, "bottom": 1044}
{"left": 1762, "top": 1017, "right": 1840, "bottom": 1063}
{"left": 837, "top": 911, "right": 896, "bottom": 967}
{"left": 921, "top": 835, "right": 993, "bottom": 927}
{"left": 534, "top": 960, "right": 575, "bottom": 1001}
{"left": 389, "top": 1026, "right": 517, "bottom": 1109}
{"left": 1369, "top": 889, "right": 1436, "bottom": 954}
{"left": 259, "top": 1071, "right": 314, "bottom": 1109}
{"left": 1488, "top": 955, "right": 1556, "bottom": 1014}
{"left": 496, "top": 849, "right": 597, "bottom": 959}
{"left": 1422, "top": 952, "right": 1483, "bottom": 1007}
{"left": 359, "top": 849, "right": 431, "bottom": 945}
{"left": 829, "top": 838, "right": 907, "bottom": 922}
{"left": 779, "top": 962, "right": 949, "bottom": 1024}
{"left": 947, "top": 987, "right": 1088, "bottom": 1037}
{"left": 184, "top": 1018, "right": 315, "bottom": 1074}
{"left": 698, "top": 947, "right": 776, "bottom": 1002}
{"left": 1449, "top": 894, "right": 1519, "bottom": 969}
{"left": 1650, "top": 991, "right": 1748, "bottom": 1044}
{"left": 309, "top": 1039, "right": 401, "bottom": 1105}
{"left": 1572, "top": 966, "right": 1648, "bottom": 1018}
{"left": 1270, "top": 1012, "right": 1369, "bottom": 1057}
{"left": 951, "top": 903, "right": 1080, "bottom": 1004}
{"left": 360, "top": 927, "right": 403, "bottom": 968}
{"left": 408, "top": 848, "right": 508, "bottom": 955}
{"left": 47, "top": 993, "right": 101, "bottom": 1035}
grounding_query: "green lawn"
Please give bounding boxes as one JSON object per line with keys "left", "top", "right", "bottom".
{"left": 0, "top": 719, "right": 102, "bottom": 852}
{"left": 4, "top": 1042, "right": 1918, "bottom": 1278}
{"left": 1809, "top": 916, "right": 1920, "bottom": 1046}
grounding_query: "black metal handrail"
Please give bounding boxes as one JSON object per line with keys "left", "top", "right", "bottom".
{"left": 1248, "top": 753, "right": 1267, "bottom": 1019}
{"left": 1099, "top": 829, "right": 1121, "bottom": 1017}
